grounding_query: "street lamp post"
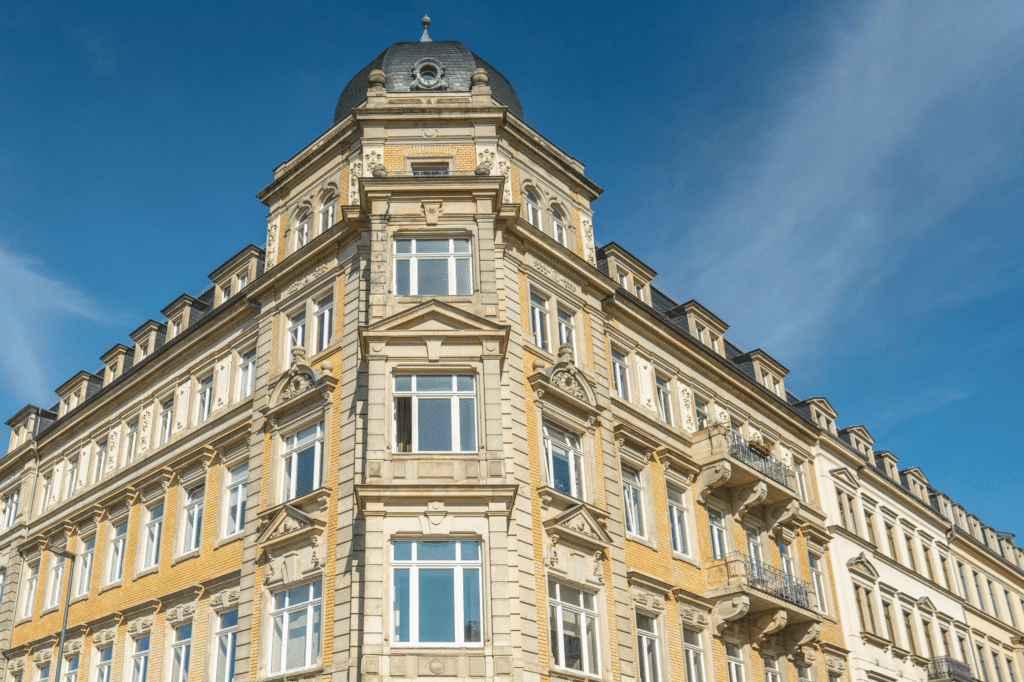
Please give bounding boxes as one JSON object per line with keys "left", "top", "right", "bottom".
{"left": 48, "top": 546, "right": 77, "bottom": 682}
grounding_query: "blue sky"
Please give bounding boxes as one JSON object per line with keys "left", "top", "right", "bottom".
{"left": 1, "top": 1, "right": 1022, "bottom": 532}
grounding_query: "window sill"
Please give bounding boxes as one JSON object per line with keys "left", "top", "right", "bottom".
{"left": 171, "top": 549, "right": 201, "bottom": 567}
{"left": 547, "top": 666, "right": 605, "bottom": 682}
{"left": 13, "top": 615, "right": 33, "bottom": 626}
{"left": 395, "top": 295, "right": 475, "bottom": 304}
{"left": 97, "top": 579, "right": 122, "bottom": 595}
{"left": 70, "top": 593, "right": 89, "bottom": 606}
{"left": 389, "top": 643, "right": 486, "bottom": 649}
{"left": 135, "top": 565, "right": 159, "bottom": 580}
{"left": 40, "top": 605, "right": 59, "bottom": 617}
{"left": 626, "top": 532, "right": 657, "bottom": 551}
{"left": 214, "top": 532, "right": 245, "bottom": 550}
{"left": 255, "top": 665, "right": 324, "bottom": 682}
{"left": 672, "top": 551, "right": 700, "bottom": 567}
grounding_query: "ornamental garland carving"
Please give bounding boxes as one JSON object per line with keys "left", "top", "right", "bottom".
{"left": 550, "top": 370, "right": 586, "bottom": 401}
{"left": 138, "top": 408, "right": 152, "bottom": 453}
{"left": 126, "top": 616, "right": 153, "bottom": 636}
{"left": 92, "top": 629, "right": 116, "bottom": 647}
{"left": 477, "top": 148, "right": 495, "bottom": 169}
{"left": 582, "top": 219, "right": 596, "bottom": 266}
{"left": 364, "top": 150, "right": 383, "bottom": 172}
{"left": 679, "top": 384, "right": 696, "bottom": 432}
{"left": 280, "top": 373, "right": 314, "bottom": 402}
{"left": 209, "top": 588, "right": 240, "bottom": 610}
{"left": 33, "top": 650, "right": 52, "bottom": 664}
{"left": 63, "top": 639, "right": 82, "bottom": 656}
{"left": 349, "top": 161, "right": 362, "bottom": 204}
{"left": 497, "top": 159, "right": 512, "bottom": 203}
{"left": 285, "top": 262, "right": 330, "bottom": 296}
{"left": 266, "top": 225, "right": 278, "bottom": 268}
{"left": 165, "top": 602, "right": 196, "bottom": 625}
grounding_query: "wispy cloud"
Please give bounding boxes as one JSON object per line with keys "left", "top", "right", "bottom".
{"left": 0, "top": 245, "right": 107, "bottom": 407}
{"left": 667, "top": 0, "right": 1024, "bottom": 363}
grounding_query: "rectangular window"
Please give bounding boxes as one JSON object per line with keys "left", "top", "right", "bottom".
{"left": 542, "top": 422, "right": 585, "bottom": 501}
{"left": 863, "top": 508, "right": 878, "bottom": 546}
{"left": 922, "top": 619, "right": 936, "bottom": 658}
{"left": 288, "top": 312, "right": 306, "bottom": 355}
{"left": 1, "top": 490, "right": 20, "bottom": 530}
{"left": 410, "top": 162, "right": 450, "bottom": 176}
{"left": 394, "top": 238, "right": 472, "bottom": 296}
{"left": 726, "top": 642, "right": 745, "bottom": 682}
{"left": 65, "top": 457, "right": 79, "bottom": 498}
{"left": 125, "top": 421, "right": 139, "bottom": 464}
{"left": 656, "top": 377, "right": 672, "bottom": 424}
{"left": 622, "top": 465, "right": 646, "bottom": 538}
{"left": 634, "top": 282, "right": 645, "bottom": 302}
{"left": 295, "top": 215, "right": 309, "bottom": 250}
{"left": 0, "top": 570, "right": 5, "bottom": 611}
{"left": 22, "top": 562, "right": 37, "bottom": 617}
{"left": 548, "top": 579, "right": 599, "bottom": 675}
{"left": 939, "top": 555, "right": 951, "bottom": 589}
{"left": 796, "top": 665, "right": 811, "bottom": 682}
{"left": 975, "top": 572, "right": 987, "bottom": 612}
{"left": 75, "top": 537, "right": 94, "bottom": 597}
{"left": 636, "top": 612, "right": 660, "bottom": 682}
{"left": 709, "top": 509, "right": 728, "bottom": 559}
{"left": 987, "top": 579, "right": 1000, "bottom": 618}
{"left": 886, "top": 522, "right": 898, "bottom": 559}
{"left": 159, "top": 400, "right": 173, "bottom": 446}
{"left": 170, "top": 624, "right": 191, "bottom": 682}
{"left": 979, "top": 646, "right": 990, "bottom": 682}
{"left": 237, "top": 271, "right": 249, "bottom": 289}
{"left": 1008, "top": 659, "right": 1017, "bottom": 682}
{"left": 668, "top": 487, "right": 689, "bottom": 555}
{"left": 905, "top": 535, "right": 917, "bottom": 572}
{"left": 226, "top": 463, "right": 248, "bottom": 536}
{"left": 37, "top": 665, "right": 49, "bottom": 682}
{"left": 314, "top": 295, "right": 333, "bottom": 353}
{"left": 611, "top": 349, "right": 630, "bottom": 400}
{"left": 809, "top": 554, "right": 827, "bottom": 614}
{"left": 283, "top": 422, "right": 324, "bottom": 500}
{"left": 109, "top": 520, "right": 127, "bottom": 583}
{"left": 959, "top": 562, "right": 970, "bottom": 601}
{"left": 196, "top": 377, "right": 213, "bottom": 424}
{"left": 795, "top": 463, "right": 809, "bottom": 502}
{"left": 131, "top": 635, "right": 149, "bottom": 682}
{"left": 216, "top": 609, "right": 238, "bottom": 682}
{"left": 94, "top": 442, "right": 107, "bottom": 484}
{"left": 922, "top": 544, "right": 935, "bottom": 582}
{"left": 778, "top": 542, "right": 794, "bottom": 577}
{"left": 62, "top": 656, "right": 78, "bottom": 682}
{"left": 393, "top": 375, "right": 476, "bottom": 453}
{"left": 683, "top": 628, "right": 705, "bottom": 682}
{"left": 883, "top": 600, "right": 896, "bottom": 642}
{"left": 694, "top": 399, "right": 709, "bottom": 430}
{"left": 1006, "top": 591, "right": 1017, "bottom": 627}
{"left": 530, "top": 292, "right": 550, "bottom": 350}
{"left": 994, "top": 653, "right": 1006, "bottom": 682}
{"left": 41, "top": 474, "right": 52, "bottom": 512}
{"left": 95, "top": 646, "right": 112, "bottom": 682}
{"left": 556, "top": 307, "right": 575, "bottom": 354}
{"left": 182, "top": 485, "right": 204, "bottom": 554}
{"left": 392, "top": 540, "right": 482, "bottom": 646}
{"left": 271, "top": 580, "right": 322, "bottom": 673}
{"left": 238, "top": 350, "right": 256, "bottom": 399}
{"left": 764, "top": 655, "right": 781, "bottom": 682}
{"left": 143, "top": 503, "right": 163, "bottom": 569}
{"left": 47, "top": 556, "right": 65, "bottom": 609}
{"left": 903, "top": 611, "right": 917, "bottom": 654}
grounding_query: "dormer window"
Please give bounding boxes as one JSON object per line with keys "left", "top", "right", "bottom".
{"left": 172, "top": 318, "right": 182, "bottom": 338}
{"left": 319, "top": 193, "right": 336, "bottom": 232}
{"left": 617, "top": 270, "right": 628, "bottom": 288}
{"left": 237, "top": 270, "right": 249, "bottom": 289}
{"left": 633, "top": 281, "right": 645, "bottom": 302}
{"left": 761, "top": 371, "right": 782, "bottom": 397}
{"left": 524, "top": 190, "right": 541, "bottom": 227}
{"left": 551, "top": 208, "right": 567, "bottom": 247}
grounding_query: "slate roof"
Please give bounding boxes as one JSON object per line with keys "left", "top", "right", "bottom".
{"left": 334, "top": 41, "right": 524, "bottom": 123}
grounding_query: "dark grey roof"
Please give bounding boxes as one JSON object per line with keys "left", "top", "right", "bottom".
{"left": 335, "top": 41, "right": 524, "bottom": 124}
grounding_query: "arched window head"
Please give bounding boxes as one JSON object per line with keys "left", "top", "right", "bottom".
{"left": 551, "top": 208, "right": 567, "bottom": 247}
{"left": 320, "top": 195, "right": 336, "bottom": 233}
{"left": 295, "top": 212, "right": 311, "bottom": 250}
{"left": 525, "top": 190, "right": 541, "bottom": 228}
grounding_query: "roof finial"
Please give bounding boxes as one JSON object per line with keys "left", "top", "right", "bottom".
{"left": 420, "top": 15, "right": 432, "bottom": 42}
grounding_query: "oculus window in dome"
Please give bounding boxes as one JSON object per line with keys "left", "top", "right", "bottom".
{"left": 333, "top": 16, "right": 524, "bottom": 123}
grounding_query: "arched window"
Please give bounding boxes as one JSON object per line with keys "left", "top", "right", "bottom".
{"left": 551, "top": 208, "right": 567, "bottom": 247}
{"left": 319, "top": 194, "right": 336, "bottom": 233}
{"left": 525, "top": 190, "right": 541, "bottom": 228}
{"left": 295, "top": 212, "right": 311, "bottom": 250}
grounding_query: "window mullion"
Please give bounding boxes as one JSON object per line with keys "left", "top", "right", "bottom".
{"left": 451, "top": 395, "right": 459, "bottom": 453}
{"left": 410, "top": 565, "right": 419, "bottom": 644}
{"left": 410, "top": 255, "right": 418, "bottom": 296}
{"left": 455, "top": 565, "right": 464, "bottom": 644}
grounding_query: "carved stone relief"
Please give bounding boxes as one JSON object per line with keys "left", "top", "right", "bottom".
{"left": 678, "top": 384, "right": 696, "bottom": 432}
{"left": 582, "top": 218, "right": 596, "bottom": 265}
{"left": 210, "top": 587, "right": 240, "bottom": 610}
{"left": 126, "top": 616, "right": 153, "bottom": 636}
{"left": 266, "top": 223, "right": 278, "bottom": 268}
{"left": 285, "top": 262, "right": 330, "bottom": 296}
{"left": 165, "top": 602, "right": 196, "bottom": 625}
{"left": 497, "top": 159, "right": 512, "bottom": 203}
{"left": 349, "top": 160, "right": 362, "bottom": 204}
{"left": 138, "top": 407, "right": 152, "bottom": 454}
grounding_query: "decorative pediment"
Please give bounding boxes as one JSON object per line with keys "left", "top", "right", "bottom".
{"left": 359, "top": 300, "right": 510, "bottom": 358}
{"left": 916, "top": 596, "right": 937, "bottom": 613}
{"left": 256, "top": 504, "right": 324, "bottom": 551}
{"left": 848, "top": 552, "right": 880, "bottom": 580}
{"left": 831, "top": 467, "right": 860, "bottom": 489}
{"left": 165, "top": 602, "right": 196, "bottom": 626}
{"left": 209, "top": 587, "right": 240, "bottom": 611}
{"left": 532, "top": 344, "right": 597, "bottom": 407}
{"left": 126, "top": 616, "right": 153, "bottom": 637}
{"left": 543, "top": 504, "right": 612, "bottom": 550}
{"left": 266, "top": 348, "right": 337, "bottom": 417}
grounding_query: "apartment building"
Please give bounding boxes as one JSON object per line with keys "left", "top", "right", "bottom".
{"left": 0, "top": 16, "right": 1018, "bottom": 682}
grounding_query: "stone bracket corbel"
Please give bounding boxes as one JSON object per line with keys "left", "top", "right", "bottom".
{"left": 696, "top": 462, "right": 732, "bottom": 503}
{"left": 711, "top": 595, "right": 750, "bottom": 635}
{"left": 732, "top": 481, "right": 767, "bottom": 522}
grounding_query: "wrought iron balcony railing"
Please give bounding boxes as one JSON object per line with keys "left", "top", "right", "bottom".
{"left": 709, "top": 552, "right": 813, "bottom": 610}
{"left": 928, "top": 657, "right": 975, "bottom": 682}
{"left": 729, "top": 433, "right": 793, "bottom": 489}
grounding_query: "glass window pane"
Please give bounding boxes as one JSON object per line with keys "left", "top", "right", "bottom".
{"left": 461, "top": 542, "right": 480, "bottom": 561}
{"left": 418, "top": 259, "right": 449, "bottom": 295}
{"left": 457, "top": 376, "right": 474, "bottom": 391}
{"left": 459, "top": 398, "right": 476, "bottom": 451}
{"left": 395, "top": 240, "right": 412, "bottom": 254}
{"left": 221, "top": 609, "right": 238, "bottom": 629}
{"left": 560, "top": 583, "right": 583, "bottom": 608}
{"left": 395, "top": 259, "right": 410, "bottom": 295}
{"left": 417, "top": 399, "right": 452, "bottom": 451}
{"left": 418, "top": 568, "right": 455, "bottom": 642}
{"left": 294, "top": 445, "right": 318, "bottom": 496}
{"left": 271, "top": 617, "right": 283, "bottom": 672}
{"left": 463, "top": 568, "right": 482, "bottom": 643}
{"left": 562, "top": 609, "right": 583, "bottom": 670}
{"left": 637, "top": 613, "right": 655, "bottom": 633}
{"left": 453, "top": 239, "right": 470, "bottom": 253}
{"left": 394, "top": 568, "right": 410, "bottom": 642}
{"left": 311, "top": 603, "right": 322, "bottom": 664}
{"left": 549, "top": 605, "right": 561, "bottom": 666}
{"left": 285, "top": 610, "right": 307, "bottom": 670}
{"left": 549, "top": 444, "right": 573, "bottom": 496}
{"left": 394, "top": 376, "right": 413, "bottom": 392}
{"left": 394, "top": 542, "right": 412, "bottom": 561}
{"left": 586, "top": 615, "right": 599, "bottom": 673}
{"left": 419, "top": 541, "right": 457, "bottom": 561}
{"left": 417, "top": 376, "right": 452, "bottom": 392}
{"left": 455, "top": 259, "right": 471, "bottom": 294}
{"left": 668, "top": 488, "right": 684, "bottom": 505}
{"left": 416, "top": 239, "right": 450, "bottom": 254}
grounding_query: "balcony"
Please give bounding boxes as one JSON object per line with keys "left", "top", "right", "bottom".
{"left": 708, "top": 552, "right": 812, "bottom": 609}
{"left": 928, "top": 657, "right": 975, "bottom": 682}
{"left": 730, "top": 433, "right": 792, "bottom": 489}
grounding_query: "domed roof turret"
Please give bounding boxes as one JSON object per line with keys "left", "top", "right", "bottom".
{"left": 334, "top": 18, "right": 524, "bottom": 123}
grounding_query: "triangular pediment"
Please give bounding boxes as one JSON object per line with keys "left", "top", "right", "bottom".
{"left": 367, "top": 300, "right": 507, "bottom": 333}
{"left": 847, "top": 552, "right": 879, "bottom": 580}
{"left": 831, "top": 467, "right": 860, "bottom": 489}
{"left": 543, "top": 504, "right": 612, "bottom": 549}
{"left": 917, "top": 596, "right": 937, "bottom": 612}
{"left": 256, "top": 504, "right": 322, "bottom": 549}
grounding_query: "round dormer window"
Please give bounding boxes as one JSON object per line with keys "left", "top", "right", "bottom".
{"left": 412, "top": 58, "right": 445, "bottom": 90}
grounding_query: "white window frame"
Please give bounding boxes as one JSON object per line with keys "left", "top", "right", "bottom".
{"left": 195, "top": 376, "right": 213, "bottom": 424}
{"left": 225, "top": 462, "right": 248, "bottom": 537}
{"left": 319, "top": 194, "right": 335, "bottom": 233}
{"left": 655, "top": 376, "right": 672, "bottom": 425}
{"left": 294, "top": 212, "right": 310, "bottom": 251}
{"left": 542, "top": 421, "right": 586, "bottom": 501}
{"left": 22, "top": 561, "right": 38, "bottom": 618}
{"left": 47, "top": 555, "right": 65, "bottom": 609}
{"left": 530, "top": 291, "right": 550, "bottom": 350}
{"left": 392, "top": 375, "right": 477, "bottom": 454}
{"left": 552, "top": 208, "right": 568, "bottom": 246}
{"left": 694, "top": 398, "right": 709, "bottom": 430}
{"left": 130, "top": 635, "right": 149, "bottom": 682}
{"left": 159, "top": 400, "right": 173, "bottom": 446}
{"left": 726, "top": 641, "right": 746, "bottom": 682}
{"left": 37, "top": 664, "right": 49, "bottom": 682}
{"left": 611, "top": 348, "right": 631, "bottom": 400}
{"left": 61, "top": 655, "right": 78, "bottom": 682}
{"left": 667, "top": 486, "right": 689, "bottom": 556}
{"left": 270, "top": 580, "right": 322, "bottom": 674}
{"left": 556, "top": 305, "right": 576, "bottom": 356}
{"left": 393, "top": 237, "right": 473, "bottom": 296}
{"left": 281, "top": 421, "right": 324, "bottom": 502}
{"left": 795, "top": 459, "right": 809, "bottom": 502}
{"left": 215, "top": 609, "right": 238, "bottom": 682}
{"left": 622, "top": 464, "right": 646, "bottom": 539}
{"left": 236, "top": 270, "right": 249, "bottom": 290}
{"left": 93, "top": 442, "right": 107, "bottom": 484}
{"left": 313, "top": 295, "right": 333, "bottom": 353}
{"left": 288, "top": 311, "right": 306, "bottom": 357}
{"left": 1, "top": 489, "right": 19, "bottom": 530}
{"left": 142, "top": 502, "right": 163, "bottom": 569}
{"left": 764, "top": 654, "right": 781, "bottom": 682}
{"left": 390, "top": 540, "right": 483, "bottom": 647}
{"left": 779, "top": 541, "right": 795, "bottom": 577}
{"left": 809, "top": 552, "right": 827, "bottom": 614}
{"left": 181, "top": 484, "right": 205, "bottom": 555}
{"left": 125, "top": 421, "right": 139, "bottom": 464}
{"left": 65, "top": 457, "right": 79, "bottom": 499}
{"left": 40, "top": 474, "right": 52, "bottom": 513}
{"left": 682, "top": 627, "right": 706, "bottom": 682}
{"left": 95, "top": 645, "right": 112, "bottom": 682}
{"left": 170, "top": 623, "right": 191, "bottom": 682}
{"left": 708, "top": 507, "right": 729, "bottom": 559}
{"left": 636, "top": 611, "right": 661, "bottom": 682}
{"left": 525, "top": 190, "right": 541, "bottom": 227}
{"left": 75, "top": 536, "right": 94, "bottom": 597}
{"left": 237, "top": 349, "right": 256, "bottom": 400}
{"left": 108, "top": 519, "right": 128, "bottom": 584}
{"left": 548, "top": 578, "right": 601, "bottom": 676}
